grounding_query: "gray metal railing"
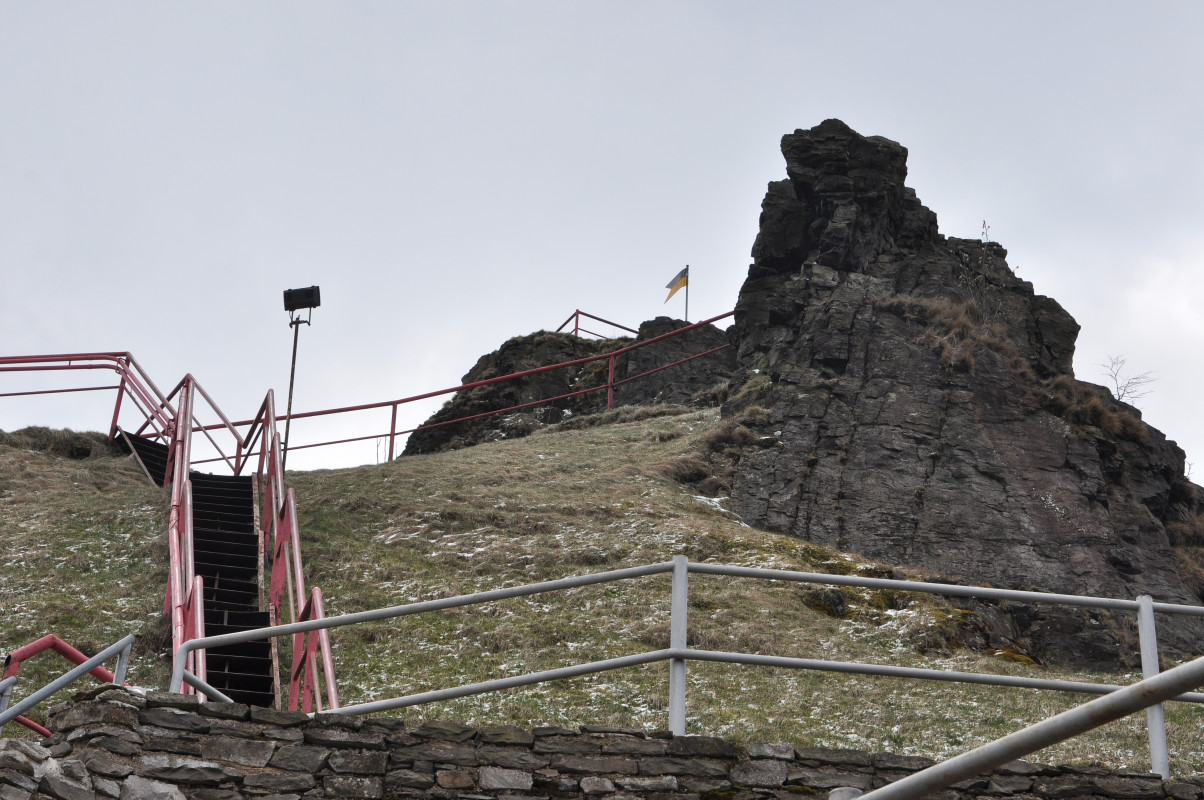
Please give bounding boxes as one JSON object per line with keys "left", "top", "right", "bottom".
{"left": 0, "top": 634, "right": 135, "bottom": 734}
{"left": 857, "top": 654, "right": 1204, "bottom": 800}
{"left": 168, "top": 556, "right": 1204, "bottom": 777}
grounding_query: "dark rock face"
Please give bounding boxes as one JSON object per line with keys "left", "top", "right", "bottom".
{"left": 726, "top": 119, "right": 1204, "bottom": 665}
{"left": 402, "top": 332, "right": 620, "bottom": 455}
{"left": 403, "top": 322, "right": 735, "bottom": 454}
{"left": 612, "top": 317, "right": 736, "bottom": 407}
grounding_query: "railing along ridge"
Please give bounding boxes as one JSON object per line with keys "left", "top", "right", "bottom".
{"left": 1, "top": 312, "right": 735, "bottom": 468}
{"left": 171, "top": 554, "right": 1204, "bottom": 779}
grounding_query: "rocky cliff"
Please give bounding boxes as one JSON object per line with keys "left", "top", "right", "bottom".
{"left": 401, "top": 119, "right": 1204, "bottom": 666}
{"left": 723, "top": 119, "right": 1204, "bottom": 664}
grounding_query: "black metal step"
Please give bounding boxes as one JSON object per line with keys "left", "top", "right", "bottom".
{"left": 194, "top": 538, "right": 259, "bottom": 561}
{"left": 189, "top": 472, "right": 253, "bottom": 490}
{"left": 195, "top": 560, "right": 257, "bottom": 584}
{"left": 193, "top": 540, "right": 256, "bottom": 562}
{"left": 203, "top": 585, "right": 260, "bottom": 611}
{"left": 208, "top": 638, "right": 271, "bottom": 660}
{"left": 212, "top": 687, "right": 275, "bottom": 707}
{"left": 192, "top": 507, "right": 255, "bottom": 525}
{"left": 117, "top": 429, "right": 170, "bottom": 486}
{"left": 193, "top": 526, "right": 256, "bottom": 543}
{"left": 204, "top": 608, "right": 270, "bottom": 628}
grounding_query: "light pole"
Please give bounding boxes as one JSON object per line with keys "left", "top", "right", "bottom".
{"left": 282, "top": 285, "right": 320, "bottom": 471}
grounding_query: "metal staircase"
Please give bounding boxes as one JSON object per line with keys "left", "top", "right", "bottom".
{"left": 121, "top": 431, "right": 275, "bottom": 706}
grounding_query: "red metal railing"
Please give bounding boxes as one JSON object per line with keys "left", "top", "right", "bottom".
{"left": 1, "top": 635, "right": 121, "bottom": 736}
{"left": 0, "top": 356, "right": 337, "bottom": 708}
{"left": 245, "top": 390, "right": 338, "bottom": 712}
{"left": 163, "top": 380, "right": 209, "bottom": 692}
{"left": 2, "top": 310, "right": 733, "bottom": 708}
{"left": 197, "top": 310, "right": 736, "bottom": 463}
{"left": 555, "top": 309, "right": 640, "bottom": 338}
{"left": 0, "top": 352, "right": 175, "bottom": 445}
{"left": 2, "top": 313, "right": 734, "bottom": 469}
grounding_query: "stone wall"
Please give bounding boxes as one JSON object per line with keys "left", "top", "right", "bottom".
{"left": 3, "top": 686, "right": 1203, "bottom": 800}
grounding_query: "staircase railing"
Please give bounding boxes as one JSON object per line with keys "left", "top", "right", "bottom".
{"left": 163, "top": 379, "right": 209, "bottom": 692}
{"left": 245, "top": 390, "right": 338, "bottom": 712}
{"left": 0, "top": 352, "right": 175, "bottom": 446}
{"left": 0, "top": 634, "right": 131, "bottom": 736}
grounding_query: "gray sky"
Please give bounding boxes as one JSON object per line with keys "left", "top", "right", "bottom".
{"left": 3, "top": 2, "right": 1203, "bottom": 472}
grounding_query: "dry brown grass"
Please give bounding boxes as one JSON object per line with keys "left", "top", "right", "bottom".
{"left": 874, "top": 295, "right": 1028, "bottom": 376}
{"left": 1037, "top": 375, "right": 1146, "bottom": 441}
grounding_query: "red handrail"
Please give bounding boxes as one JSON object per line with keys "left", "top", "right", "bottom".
{"left": 2, "top": 635, "right": 120, "bottom": 736}
{"left": 0, "top": 352, "right": 175, "bottom": 443}
{"left": 185, "top": 310, "right": 736, "bottom": 463}
{"left": 250, "top": 390, "right": 338, "bottom": 710}
{"left": 555, "top": 309, "right": 640, "bottom": 337}
{"left": 3, "top": 311, "right": 733, "bottom": 707}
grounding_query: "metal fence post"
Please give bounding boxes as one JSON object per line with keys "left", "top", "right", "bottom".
{"left": 108, "top": 373, "right": 126, "bottom": 440}
{"left": 669, "top": 554, "right": 688, "bottom": 735}
{"left": 607, "top": 356, "right": 616, "bottom": 410}
{"left": 1136, "top": 594, "right": 1170, "bottom": 778}
{"left": 388, "top": 404, "right": 398, "bottom": 461}
{"left": 113, "top": 641, "right": 131, "bottom": 686}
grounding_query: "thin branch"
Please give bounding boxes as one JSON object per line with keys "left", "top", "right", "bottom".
{"left": 1100, "top": 355, "right": 1155, "bottom": 404}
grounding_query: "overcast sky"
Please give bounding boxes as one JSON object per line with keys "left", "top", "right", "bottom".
{"left": 3, "top": 2, "right": 1203, "bottom": 472}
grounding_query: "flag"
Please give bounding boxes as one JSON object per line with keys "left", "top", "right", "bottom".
{"left": 664, "top": 266, "right": 688, "bottom": 302}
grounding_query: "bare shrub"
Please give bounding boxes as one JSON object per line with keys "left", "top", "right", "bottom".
{"left": 874, "top": 295, "right": 1021, "bottom": 376}
{"left": 1036, "top": 377, "right": 1145, "bottom": 442}
{"left": 1168, "top": 516, "right": 1204, "bottom": 548}
{"left": 645, "top": 454, "right": 711, "bottom": 485}
{"left": 1100, "top": 355, "right": 1155, "bottom": 404}
{"left": 703, "top": 419, "right": 759, "bottom": 453}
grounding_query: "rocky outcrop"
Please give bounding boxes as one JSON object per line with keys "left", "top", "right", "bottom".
{"left": 611, "top": 317, "right": 736, "bottom": 407}
{"left": 404, "top": 321, "right": 734, "bottom": 455}
{"left": 402, "top": 332, "right": 622, "bottom": 455}
{"left": 724, "top": 119, "right": 1204, "bottom": 665}
{"left": 8, "top": 686, "right": 1196, "bottom": 800}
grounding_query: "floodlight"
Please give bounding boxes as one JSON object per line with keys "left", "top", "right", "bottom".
{"left": 281, "top": 285, "right": 321, "bottom": 470}
{"left": 283, "top": 286, "right": 321, "bottom": 312}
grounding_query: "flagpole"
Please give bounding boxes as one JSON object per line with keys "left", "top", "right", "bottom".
{"left": 685, "top": 265, "right": 689, "bottom": 323}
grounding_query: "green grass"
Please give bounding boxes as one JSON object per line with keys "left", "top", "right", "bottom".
{"left": 0, "top": 427, "right": 169, "bottom": 731}
{"left": 5, "top": 414, "right": 1204, "bottom": 774}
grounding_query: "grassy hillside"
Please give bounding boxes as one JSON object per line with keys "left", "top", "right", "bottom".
{"left": 5, "top": 414, "right": 1204, "bottom": 772}
{"left": 0, "top": 428, "right": 170, "bottom": 717}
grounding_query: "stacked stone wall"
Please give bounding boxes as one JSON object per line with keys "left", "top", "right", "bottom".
{"left": 2, "top": 687, "right": 1203, "bottom": 800}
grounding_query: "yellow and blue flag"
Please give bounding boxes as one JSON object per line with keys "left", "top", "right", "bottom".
{"left": 664, "top": 266, "right": 688, "bottom": 302}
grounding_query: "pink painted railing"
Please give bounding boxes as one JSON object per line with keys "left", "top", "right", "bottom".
{"left": 202, "top": 310, "right": 736, "bottom": 463}
{"left": 1, "top": 635, "right": 121, "bottom": 737}
{"left": 2, "top": 311, "right": 733, "bottom": 708}
{"left": 555, "top": 309, "right": 640, "bottom": 338}
{"left": 244, "top": 391, "right": 338, "bottom": 712}
{"left": 0, "top": 352, "right": 175, "bottom": 445}
{"left": 163, "top": 380, "right": 208, "bottom": 693}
